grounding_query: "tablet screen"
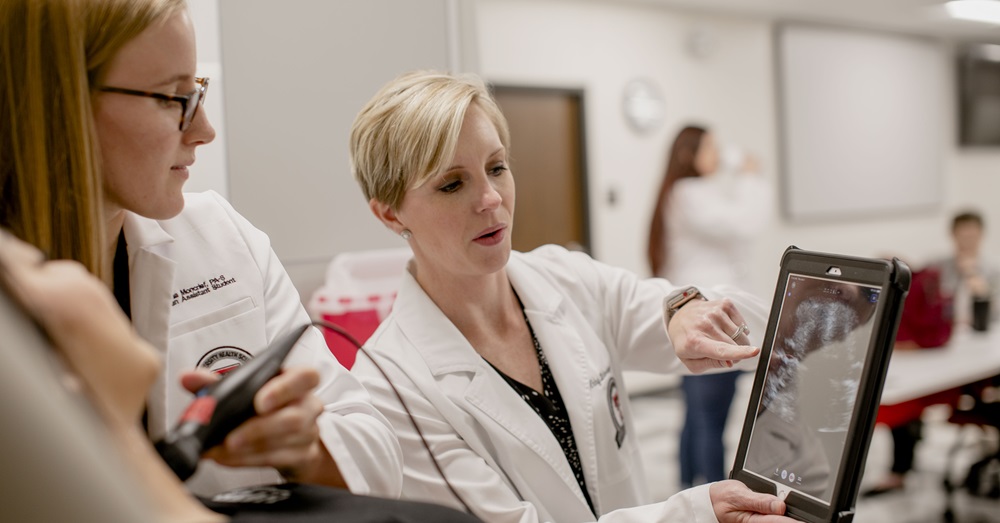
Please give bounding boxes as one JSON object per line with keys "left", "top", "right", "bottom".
{"left": 742, "top": 273, "right": 881, "bottom": 504}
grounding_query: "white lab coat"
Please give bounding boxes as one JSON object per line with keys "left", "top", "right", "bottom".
{"left": 123, "top": 191, "right": 402, "bottom": 497}
{"left": 664, "top": 173, "right": 771, "bottom": 288}
{"left": 352, "top": 245, "right": 768, "bottom": 523}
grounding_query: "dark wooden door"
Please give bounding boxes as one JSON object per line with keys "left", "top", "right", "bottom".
{"left": 492, "top": 86, "right": 590, "bottom": 253}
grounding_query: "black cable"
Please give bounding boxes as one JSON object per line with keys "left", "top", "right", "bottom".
{"left": 311, "top": 319, "right": 476, "bottom": 517}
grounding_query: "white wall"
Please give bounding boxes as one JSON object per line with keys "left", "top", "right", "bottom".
{"left": 475, "top": 0, "right": 1000, "bottom": 300}
{"left": 185, "top": 0, "right": 228, "bottom": 197}
{"left": 215, "top": 0, "right": 475, "bottom": 297}
{"left": 778, "top": 25, "right": 948, "bottom": 221}
{"left": 191, "top": 0, "right": 1000, "bottom": 303}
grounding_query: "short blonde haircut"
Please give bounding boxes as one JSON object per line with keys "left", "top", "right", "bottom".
{"left": 349, "top": 71, "right": 511, "bottom": 210}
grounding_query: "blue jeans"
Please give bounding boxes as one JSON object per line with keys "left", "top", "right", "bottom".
{"left": 679, "top": 370, "right": 740, "bottom": 488}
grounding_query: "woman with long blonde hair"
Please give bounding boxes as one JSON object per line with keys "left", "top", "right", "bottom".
{"left": 0, "top": 0, "right": 401, "bottom": 499}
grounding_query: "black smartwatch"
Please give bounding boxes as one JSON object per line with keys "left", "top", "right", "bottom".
{"left": 664, "top": 286, "right": 706, "bottom": 325}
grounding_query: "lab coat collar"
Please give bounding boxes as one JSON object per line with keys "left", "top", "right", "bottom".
{"left": 393, "top": 252, "right": 566, "bottom": 376}
{"left": 122, "top": 211, "right": 174, "bottom": 250}
{"left": 121, "top": 212, "right": 176, "bottom": 355}
{"left": 507, "top": 251, "right": 563, "bottom": 317}
{"left": 392, "top": 271, "right": 482, "bottom": 375}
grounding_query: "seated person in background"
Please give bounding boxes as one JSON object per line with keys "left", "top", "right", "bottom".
{"left": 346, "top": 70, "right": 795, "bottom": 523}
{"left": 0, "top": 0, "right": 400, "bottom": 496}
{"left": 865, "top": 209, "right": 998, "bottom": 497}
{"left": 893, "top": 265, "right": 954, "bottom": 351}
{"left": 933, "top": 210, "right": 999, "bottom": 329}
{"left": 0, "top": 229, "right": 482, "bottom": 523}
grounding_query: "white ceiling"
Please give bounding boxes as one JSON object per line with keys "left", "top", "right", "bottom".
{"left": 604, "top": 0, "right": 1000, "bottom": 41}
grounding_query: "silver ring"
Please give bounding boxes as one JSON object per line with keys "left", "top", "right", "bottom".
{"left": 729, "top": 323, "right": 749, "bottom": 341}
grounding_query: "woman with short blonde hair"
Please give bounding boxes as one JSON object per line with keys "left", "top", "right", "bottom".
{"left": 351, "top": 70, "right": 510, "bottom": 210}
{"left": 348, "top": 70, "right": 792, "bottom": 523}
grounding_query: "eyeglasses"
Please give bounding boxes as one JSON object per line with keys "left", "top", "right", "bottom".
{"left": 97, "top": 77, "right": 209, "bottom": 132}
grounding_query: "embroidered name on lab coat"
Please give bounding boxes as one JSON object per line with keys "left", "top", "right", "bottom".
{"left": 588, "top": 367, "right": 612, "bottom": 389}
{"left": 172, "top": 274, "right": 238, "bottom": 306}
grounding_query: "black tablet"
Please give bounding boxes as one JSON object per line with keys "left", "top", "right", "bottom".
{"left": 730, "top": 246, "right": 910, "bottom": 523}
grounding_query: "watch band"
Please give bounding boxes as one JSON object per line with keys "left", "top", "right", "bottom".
{"left": 664, "top": 286, "right": 706, "bottom": 325}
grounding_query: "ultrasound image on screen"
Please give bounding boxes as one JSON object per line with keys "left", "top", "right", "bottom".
{"left": 743, "top": 274, "right": 880, "bottom": 504}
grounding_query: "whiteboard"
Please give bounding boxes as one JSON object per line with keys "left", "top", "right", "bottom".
{"left": 778, "top": 24, "right": 948, "bottom": 221}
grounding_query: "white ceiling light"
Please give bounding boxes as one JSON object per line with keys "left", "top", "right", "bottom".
{"left": 946, "top": 0, "right": 1000, "bottom": 25}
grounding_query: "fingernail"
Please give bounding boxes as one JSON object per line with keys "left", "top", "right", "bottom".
{"left": 771, "top": 501, "right": 782, "bottom": 513}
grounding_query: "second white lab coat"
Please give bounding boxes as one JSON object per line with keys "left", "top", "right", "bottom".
{"left": 352, "top": 245, "right": 767, "bottom": 523}
{"left": 124, "top": 191, "right": 402, "bottom": 496}
{"left": 664, "top": 173, "right": 771, "bottom": 288}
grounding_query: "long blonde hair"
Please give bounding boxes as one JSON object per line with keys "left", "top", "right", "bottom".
{"left": 0, "top": 0, "right": 185, "bottom": 279}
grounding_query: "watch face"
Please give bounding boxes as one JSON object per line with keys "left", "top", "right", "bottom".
{"left": 670, "top": 287, "right": 700, "bottom": 309}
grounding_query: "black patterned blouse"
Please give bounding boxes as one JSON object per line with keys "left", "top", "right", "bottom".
{"left": 487, "top": 312, "right": 596, "bottom": 516}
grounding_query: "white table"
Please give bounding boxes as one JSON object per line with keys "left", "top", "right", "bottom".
{"left": 880, "top": 326, "right": 1000, "bottom": 406}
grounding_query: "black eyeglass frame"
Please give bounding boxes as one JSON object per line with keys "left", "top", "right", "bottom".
{"left": 97, "top": 77, "right": 209, "bottom": 131}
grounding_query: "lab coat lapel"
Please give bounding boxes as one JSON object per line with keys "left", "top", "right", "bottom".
{"left": 122, "top": 213, "right": 176, "bottom": 435}
{"left": 122, "top": 212, "right": 176, "bottom": 352}
{"left": 392, "top": 272, "right": 483, "bottom": 376}
{"left": 463, "top": 367, "right": 597, "bottom": 519}
{"left": 392, "top": 270, "right": 590, "bottom": 512}
{"left": 463, "top": 368, "right": 569, "bottom": 479}
{"left": 508, "top": 255, "right": 605, "bottom": 512}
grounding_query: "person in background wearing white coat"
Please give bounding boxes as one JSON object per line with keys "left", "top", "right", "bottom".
{"left": 647, "top": 125, "right": 770, "bottom": 489}
{"left": 347, "top": 70, "right": 795, "bottom": 523}
{"left": 0, "top": 0, "right": 400, "bottom": 497}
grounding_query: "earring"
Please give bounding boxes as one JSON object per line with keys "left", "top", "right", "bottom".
{"left": 400, "top": 229, "right": 412, "bottom": 240}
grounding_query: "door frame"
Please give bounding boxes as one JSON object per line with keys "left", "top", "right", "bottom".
{"left": 489, "top": 84, "right": 592, "bottom": 254}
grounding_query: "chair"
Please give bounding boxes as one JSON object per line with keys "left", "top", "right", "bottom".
{"left": 941, "top": 379, "right": 1000, "bottom": 522}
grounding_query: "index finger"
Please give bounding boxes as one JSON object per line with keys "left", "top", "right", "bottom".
{"left": 714, "top": 341, "right": 760, "bottom": 361}
{"left": 686, "top": 335, "right": 760, "bottom": 362}
{"left": 746, "top": 516, "right": 799, "bottom": 523}
{"left": 255, "top": 367, "right": 320, "bottom": 414}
